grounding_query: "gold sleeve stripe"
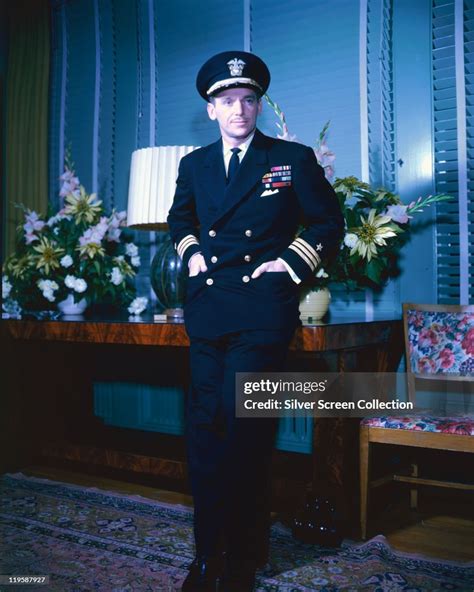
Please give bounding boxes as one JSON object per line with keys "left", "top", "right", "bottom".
{"left": 177, "top": 235, "right": 200, "bottom": 259}
{"left": 178, "top": 238, "right": 199, "bottom": 259}
{"left": 293, "top": 237, "right": 321, "bottom": 268}
{"left": 177, "top": 236, "right": 199, "bottom": 258}
{"left": 288, "top": 243, "right": 316, "bottom": 271}
{"left": 176, "top": 236, "right": 193, "bottom": 258}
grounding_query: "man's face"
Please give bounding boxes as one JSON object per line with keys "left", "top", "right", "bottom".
{"left": 207, "top": 87, "right": 262, "bottom": 145}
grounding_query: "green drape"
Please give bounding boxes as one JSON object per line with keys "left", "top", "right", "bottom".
{"left": 4, "top": 0, "right": 50, "bottom": 258}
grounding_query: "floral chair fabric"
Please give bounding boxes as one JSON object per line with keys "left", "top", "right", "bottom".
{"left": 362, "top": 308, "right": 473, "bottom": 434}
{"left": 360, "top": 415, "right": 474, "bottom": 435}
{"left": 407, "top": 309, "right": 474, "bottom": 376}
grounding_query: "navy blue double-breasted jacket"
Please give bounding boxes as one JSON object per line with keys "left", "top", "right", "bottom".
{"left": 167, "top": 129, "right": 344, "bottom": 338}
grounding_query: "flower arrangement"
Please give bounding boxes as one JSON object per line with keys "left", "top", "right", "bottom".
{"left": 264, "top": 95, "right": 452, "bottom": 291}
{"left": 2, "top": 164, "right": 147, "bottom": 316}
{"left": 329, "top": 178, "right": 451, "bottom": 289}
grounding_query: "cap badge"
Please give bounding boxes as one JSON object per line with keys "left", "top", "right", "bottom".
{"left": 227, "top": 58, "right": 246, "bottom": 77}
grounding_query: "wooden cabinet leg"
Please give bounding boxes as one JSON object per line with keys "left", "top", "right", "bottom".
{"left": 360, "top": 425, "right": 370, "bottom": 540}
{"left": 410, "top": 462, "right": 419, "bottom": 510}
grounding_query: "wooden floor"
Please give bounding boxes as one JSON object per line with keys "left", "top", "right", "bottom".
{"left": 14, "top": 465, "right": 474, "bottom": 564}
{"left": 19, "top": 465, "right": 194, "bottom": 508}
{"left": 368, "top": 497, "right": 474, "bottom": 562}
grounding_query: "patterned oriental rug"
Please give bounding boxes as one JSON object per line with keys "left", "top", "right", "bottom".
{"left": 1, "top": 473, "right": 473, "bottom": 591}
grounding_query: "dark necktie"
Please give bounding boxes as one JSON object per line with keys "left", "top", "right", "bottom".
{"left": 227, "top": 147, "right": 241, "bottom": 184}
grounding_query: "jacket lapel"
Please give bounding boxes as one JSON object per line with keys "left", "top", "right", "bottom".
{"left": 200, "top": 138, "right": 227, "bottom": 207}
{"left": 211, "top": 129, "right": 270, "bottom": 225}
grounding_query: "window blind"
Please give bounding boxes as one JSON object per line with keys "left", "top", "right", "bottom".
{"left": 367, "top": 0, "right": 395, "bottom": 190}
{"left": 463, "top": 2, "right": 474, "bottom": 302}
{"left": 363, "top": 0, "right": 398, "bottom": 315}
{"left": 251, "top": 0, "right": 361, "bottom": 178}
{"left": 432, "top": 0, "right": 473, "bottom": 303}
{"left": 154, "top": 0, "right": 244, "bottom": 147}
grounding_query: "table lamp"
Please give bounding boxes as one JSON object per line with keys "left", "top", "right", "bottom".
{"left": 127, "top": 146, "right": 198, "bottom": 317}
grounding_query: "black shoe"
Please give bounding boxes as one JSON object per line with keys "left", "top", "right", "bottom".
{"left": 218, "top": 558, "right": 256, "bottom": 592}
{"left": 181, "top": 556, "right": 221, "bottom": 591}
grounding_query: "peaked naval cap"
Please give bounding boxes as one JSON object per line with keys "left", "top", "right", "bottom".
{"left": 196, "top": 51, "right": 270, "bottom": 101}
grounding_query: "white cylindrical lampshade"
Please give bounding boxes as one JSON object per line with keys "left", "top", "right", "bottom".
{"left": 127, "top": 146, "right": 198, "bottom": 228}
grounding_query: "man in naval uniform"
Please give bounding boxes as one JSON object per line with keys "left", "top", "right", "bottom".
{"left": 167, "top": 51, "right": 344, "bottom": 592}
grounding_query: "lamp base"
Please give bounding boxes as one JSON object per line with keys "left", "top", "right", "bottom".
{"left": 150, "top": 235, "right": 186, "bottom": 313}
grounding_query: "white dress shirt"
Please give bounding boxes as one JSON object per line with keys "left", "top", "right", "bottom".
{"left": 222, "top": 132, "right": 255, "bottom": 174}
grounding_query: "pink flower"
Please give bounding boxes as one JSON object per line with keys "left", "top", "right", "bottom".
{"left": 409, "top": 311, "right": 425, "bottom": 328}
{"left": 107, "top": 228, "right": 121, "bottom": 242}
{"left": 106, "top": 210, "right": 127, "bottom": 242}
{"left": 23, "top": 210, "right": 45, "bottom": 233}
{"left": 23, "top": 210, "right": 45, "bottom": 244}
{"left": 313, "top": 143, "right": 336, "bottom": 181}
{"left": 417, "top": 356, "right": 436, "bottom": 374}
{"left": 25, "top": 232, "right": 39, "bottom": 244}
{"left": 79, "top": 217, "right": 108, "bottom": 246}
{"left": 323, "top": 165, "right": 335, "bottom": 181}
{"left": 418, "top": 327, "right": 439, "bottom": 348}
{"left": 385, "top": 204, "right": 410, "bottom": 224}
{"left": 314, "top": 145, "right": 335, "bottom": 164}
{"left": 437, "top": 348, "right": 454, "bottom": 369}
{"left": 108, "top": 211, "right": 127, "bottom": 231}
{"left": 457, "top": 317, "right": 468, "bottom": 330}
{"left": 59, "top": 167, "right": 80, "bottom": 198}
{"left": 276, "top": 120, "right": 297, "bottom": 142}
{"left": 47, "top": 207, "right": 71, "bottom": 226}
{"left": 314, "top": 143, "right": 336, "bottom": 164}
{"left": 461, "top": 327, "right": 474, "bottom": 355}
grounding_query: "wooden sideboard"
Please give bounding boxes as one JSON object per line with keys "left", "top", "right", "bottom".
{"left": 3, "top": 313, "right": 401, "bottom": 355}
{"left": 1, "top": 314, "right": 403, "bottom": 532}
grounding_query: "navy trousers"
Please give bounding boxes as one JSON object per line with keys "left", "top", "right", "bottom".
{"left": 186, "top": 329, "right": 294, "bottom": 561}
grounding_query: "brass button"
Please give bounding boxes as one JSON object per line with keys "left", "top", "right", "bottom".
{"left": 242, "top": 275, "right": 250, "bottom": 283}
{"left": 206, "top": 278, "right": 214, "bottom": 286}
{"left": 210, "top": 256, "right": 218, "bottom": 263}
{"left": 244, "top": 255, "right": 251, "bottom": 262}
{"left": 209, "top": 229, "right": 216, "bottom": 237}
{"left": 245, "top": 229, "right": 252, "bottom": 237}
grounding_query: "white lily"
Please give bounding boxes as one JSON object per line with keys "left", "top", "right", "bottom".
{"left": 348, "top": 209, "right": 398, "bottom": 261}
